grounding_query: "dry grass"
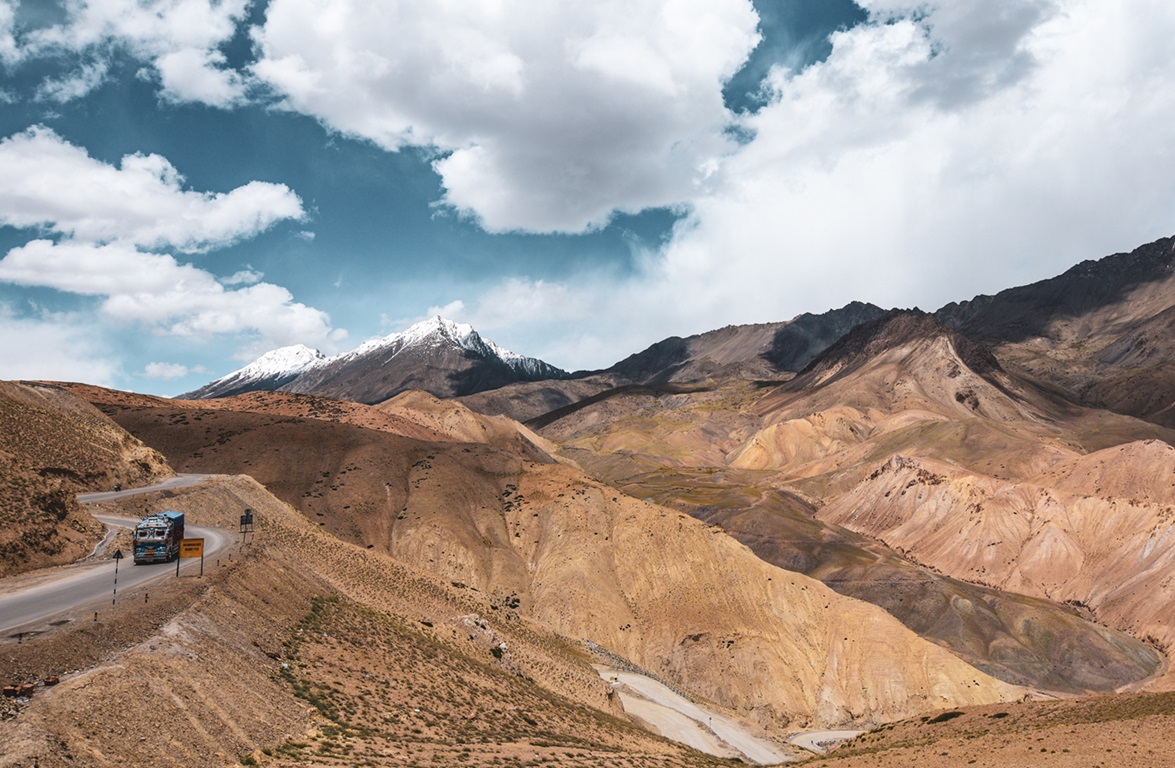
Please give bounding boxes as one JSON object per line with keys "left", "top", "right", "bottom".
{"left": 805, "top": 694, "right": 1175, "bottom": 768}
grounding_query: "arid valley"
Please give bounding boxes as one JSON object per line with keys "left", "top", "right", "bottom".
{"left": 4, "top": 237, "right": 1175, "bottom": 766}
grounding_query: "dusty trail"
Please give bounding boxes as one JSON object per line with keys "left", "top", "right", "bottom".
{"left": 596, "top": 667, "right": 796, "bottom": 765}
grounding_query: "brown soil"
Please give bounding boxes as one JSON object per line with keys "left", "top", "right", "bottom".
{"left": 809, "top": 693, "right": 1175, "bottom": 767}
{"left": 86, "top": 392, "right": 1031, "bottom": 730}
{"left": 0, "top": 382, "right": 172, "bottom": 577}
{"left": 1, "top": 476, "right": 734, "bottom": 768}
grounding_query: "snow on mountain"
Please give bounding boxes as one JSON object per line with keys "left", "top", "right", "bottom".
{"left": 337, "top": 316, "right": 559, "bottom": 377}
{"left": 179, "top": 344, "right": 327, "bottom": 399}
{"left": 236, "top": 344, "right": 328, "bottom": 379}
{"left": 183, "top": 318, "right": 565, "bottom": 401}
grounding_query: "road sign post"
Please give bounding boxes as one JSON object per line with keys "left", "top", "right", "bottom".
{"left": 240, "top": 509, "right": 254, "bottom": 550}
{"left": 112, "top": 549, "right": 123, "bottom": 605}
{"left": 178, "top": 538, "right": 205, "bottom": 577}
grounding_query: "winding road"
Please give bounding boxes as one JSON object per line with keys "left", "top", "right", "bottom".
{"left": 0, "top": 475, "right": 231, "bottom": 637}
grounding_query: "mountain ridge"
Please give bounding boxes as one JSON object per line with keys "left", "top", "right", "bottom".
{"left": 183, "top": 316, "right": 568, "bottom": 402}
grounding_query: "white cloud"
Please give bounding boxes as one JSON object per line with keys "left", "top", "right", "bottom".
{"left": 449, "top": 0, "right": 1175, "bottom": 370}
{"left": 0, "top": 305, "right": 119, "bottom": 384}
{"left": 251, "top": 0, "right": 761, "bottom": 233}
{"left": 143, "top": 361, "right": 190, "bottom": 380}
{"left": 0, "top": 128, "right": 344, "bottom": 369}
{"left": 0, "top": 126, "right": 304, "bottom": 252}
{"left": 34, "top": 60, "right": 110, "bottom": 103}
{"left": 222, "top": 267, "right": 262, "bottom": 285}
{"left": 0, "top": 1, "right": 17, "bottom": 64}
{"left": 156, "top": 47, "right": 246, "bottom": 107}
{"left": 651, "top": 0, "right": 1175, "bottom": 318}
{"left": 20, "top": 0, "right": 249, "bottom": 105}
{"left": 425, "top": 299, "right": 466, "bottom": 320}
{"left": 0, "top": 239, "right": 339, "bottom": 347}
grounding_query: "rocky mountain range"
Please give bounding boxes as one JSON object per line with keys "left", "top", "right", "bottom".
{"left": 183, "top": 315, "right": 568, "bottom": 402}
{"left": 7, "top": 233, "right": 1175, "bottom": 767}
{"left": 188, "top": 236, "right": 1175, "bottom": 437}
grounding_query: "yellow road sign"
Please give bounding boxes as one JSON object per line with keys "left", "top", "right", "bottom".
{"left": 179, "top": 538, "right": 205, "bottom": 558}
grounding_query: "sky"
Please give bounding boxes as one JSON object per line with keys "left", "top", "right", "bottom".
{"left": 0, "top": 0, "right": 1173, "bottom": 396}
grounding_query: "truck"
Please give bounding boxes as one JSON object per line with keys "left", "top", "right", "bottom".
{"left": 132, "top": 510, "right": 185, "bottom": 564}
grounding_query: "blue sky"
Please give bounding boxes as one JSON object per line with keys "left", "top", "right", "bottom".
{"left": 1, "top": 0, "right": 1173, "bottom": 395}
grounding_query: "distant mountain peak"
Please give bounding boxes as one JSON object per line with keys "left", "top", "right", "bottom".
{"left": 241, "top": 344, "right": 327, "bottom": 377}
{"left": 180, "top": 344, "right": 327, "bottom": 400}
{"left": 184, "top": 317, "right": 566, "bottom": 403}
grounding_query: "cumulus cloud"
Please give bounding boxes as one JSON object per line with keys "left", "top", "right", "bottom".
{"left": 251, "top": 0, "right": 761, "bottom": 233}
{"left": 0, "top": 1, "right": 17, "bottom": 64}
{"left": 143, "top": 361, "right": 193, "bottom": 380}
{"left": 222, "top": 267, "right": 263, "bottom": 286}
{"left": 34, "top": 60, "right": 110, "bottom": 103}
{"left": 0, "top": 239, "right": 339, "bottom": 347}
{"left": 0, "top": 305, "right": 120, "bottom": 384}
{"left": 0, "top": 126, "right": 304, "bottom": 252}
{"left": 156, "top": 47, "right": 246, "bottom": 106}
{"left": 0, "top": 128, "right": 343, "bottom": 362}
{"left": 646, "top": 0, "right": 1175, "bottom": 319}
{"left": 451, "top": 0, "right": 1175, "bottom": 370}
{"left": 20, "top": 0, "right": 248, "bottom": 106}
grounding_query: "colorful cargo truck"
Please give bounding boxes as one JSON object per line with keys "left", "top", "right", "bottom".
{"left": 132, "top": 510, "right": 185, "bottom": 564}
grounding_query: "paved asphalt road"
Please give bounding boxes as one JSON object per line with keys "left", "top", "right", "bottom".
{"left": 77, "top": 473, "right": 209, "bottom": 503}
{"left": 0, "top": 477, "right": 232, "bottom": 637}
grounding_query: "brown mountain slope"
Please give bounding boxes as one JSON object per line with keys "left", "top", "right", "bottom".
{"left": 3, "top": 381, "right": 171, "bottom": 490}
{"left": 539, "top": 312, "right": 1170, "bottom": 494}
{"left": 59, "top": 382, "right": 451, "bottom": 442}
{"left": 618, "top": 469, "right": 1160, "bottom": 694}
{"left": 90, "top": 388, "right": 1023, "bottom": 731}
{"left": 812, "top": 692, "right": 1175, "bottom": 768}
{"left": 2, "top": 475, "right": 729, "bottom": 768}
{"left": 531, "top": 314, "right": 1172, "bottom": 694}
{"left": 937, "top": 235, "right": 1175, "bottom": 428}
{"left": 732, "top": 311, "right": 1173, "bottom": 491}
{"left": 0, "top": 381, "right": 171, "bottom": 576}
{"left": 819, "top": 444, "right": 1175, "bottom": 656}
{"left": 458, "top": 302, "right": 884, "bottom": 425}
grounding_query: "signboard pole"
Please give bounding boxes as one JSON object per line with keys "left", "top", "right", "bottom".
{"left": 240, "top": 509, "right": 254, "bottom": 554}
{"left": 178, "top": 538, "right": 206, "bottom": 578}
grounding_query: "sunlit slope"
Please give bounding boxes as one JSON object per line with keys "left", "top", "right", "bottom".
{"left": 820, "top": 442, "right": 1175, "bottom": 655}
{"left": 618, "top": 468, "right": 1161, "bottom": 694}
{"left": 0, "top": 381, "right": 172, "bottom": 576}
{"left": 90, "top": 386, "right": 1022, "bottom": 731}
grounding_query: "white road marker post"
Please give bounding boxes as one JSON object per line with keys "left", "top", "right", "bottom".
{"left": 112, "top": 549, "right": 123, "bottom": 605}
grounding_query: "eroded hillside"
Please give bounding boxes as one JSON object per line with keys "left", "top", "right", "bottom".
{"left": 82, "top": 387, "right": 1026, "bottom": 732}
{"left": 0, "top": 382, "right": 172, "bottom": 576}
{"left": 2, "top": 476, "right": 729, "bottom": 768}
{"left": 531, "top": 312, "right": 1175, "bottom": 694}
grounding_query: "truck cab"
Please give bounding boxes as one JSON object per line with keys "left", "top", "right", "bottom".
{"left": 132, "top": 510, "right": 185, "bottom": 564}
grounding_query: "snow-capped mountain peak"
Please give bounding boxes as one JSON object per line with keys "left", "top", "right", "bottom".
{"left": 345, "top": 316, "right": 526, "bottom": 364}
{"left": 183, "top": 317, "right": 567, "bottom": 402}
{"left": 236, "top": 344, "right": 328, "bottom": 379}
{"left": 179, "top": 344, "right": 328, "bottom": 399}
